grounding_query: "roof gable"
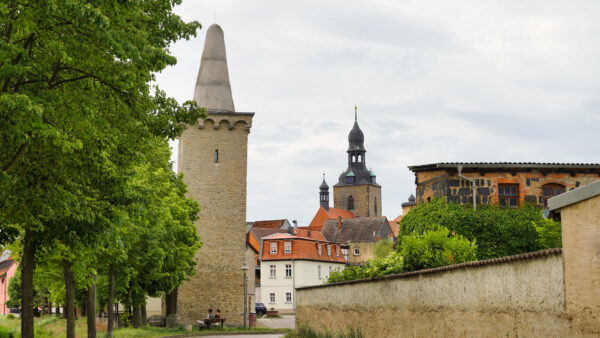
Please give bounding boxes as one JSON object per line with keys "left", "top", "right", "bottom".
{"left": 308, "top": 206, "right": 355, "bottom": 230}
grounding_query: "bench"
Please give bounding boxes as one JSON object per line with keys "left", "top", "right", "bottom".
{"left": 200, "top": 318, "right": 225, "bottom": 329}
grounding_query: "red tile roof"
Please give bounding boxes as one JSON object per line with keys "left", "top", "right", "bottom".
{"left": 261, "top": 234, "right": 346, "bottom": 263}
{"left": 388, "top": 215, "right": 402, "bottom": 237}
{"left": 292, "top": 228, "right": 325, "bottom": 241}
{"left": 308, "top": 206, "right": 355, "bottom": 230}
{"left": 252, "top": 219, "right": 288, "bottom": 229}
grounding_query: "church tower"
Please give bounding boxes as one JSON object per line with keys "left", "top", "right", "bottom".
{"left": 177, "top": 24, "right": 253, "bottom": 325}
{"left": 333, "top": 109, "right": 381, "bottom": 216}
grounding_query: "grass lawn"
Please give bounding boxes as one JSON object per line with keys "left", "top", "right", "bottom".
{"left": 0, "top": 315, "right": 289, "bottom": 337}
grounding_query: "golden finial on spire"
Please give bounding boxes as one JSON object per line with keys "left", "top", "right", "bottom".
{"left": 354, "top": 105, "right": 357, "bottom": 121}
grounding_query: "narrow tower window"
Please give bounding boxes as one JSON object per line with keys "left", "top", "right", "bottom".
{"left": 214, "top": 149, "right": 219, "bottom": 163}
{"left": 348, "top": 196, "right": 354, "bottom": 210}
{"left": 374, "top": 197, "right": 378, "bottom": 216}
{"left": 358, "top": 154, "right": 362, "bottom": 162}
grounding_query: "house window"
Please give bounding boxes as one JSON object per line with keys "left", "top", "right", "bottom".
{"left": 318, "top": 244, "right": 322, "bottom": 255}
{"left": 342, "top": 248, "right": 349, "bottom": 261}
{"left": 499, "top": 184, "right": 519, "bottom": 208}
{"left": 284, "top": 241, "right": 291, "bottom": 253}
{"left": 318, "top": 265, "right": 321, "bottom": 279}
{"left": 348, "top": 196, "right": 354, "bottom": 209}
{"left": 542, "top": 183, "right": 565, "bottom": 207}
{"left": 327, "top": 245, "right": 331, "bottom": 256}
{"left": 214, "top": 149, "right": 219, "bottom": 163}
{"left": 285, "top": 264, "right": 292, "bottom": 278}
{"left": 269, "top": 293, "right": 275, "bottom": 303}
{"left": 270, "top": 242, "right": 277, "bottom": 254}
{"left": 286, "top": 292, "right": 292, "bottom": 303}
{"left": 354, "top": 248, "right": 360, "bottom": 256}
{"left": 329, "top": 266, "right": 332, "bottom": 274}
{"left": 337, "top": 267, "right": 341, "bottom": 272}
{"left": 270, "top": 265, "right": 276, "bottom": 278}
{"left": 336, "top": 246, "right": 340, "bottom": 257}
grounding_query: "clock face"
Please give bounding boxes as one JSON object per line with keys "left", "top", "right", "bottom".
{"left": 371, "top": 177, "right": 376, "bottom": 183}
{"left": 346, "top": 177, "right": 354, "bottom": 184}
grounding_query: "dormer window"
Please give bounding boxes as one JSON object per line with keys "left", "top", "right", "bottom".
{"left": 327, "top": 245, "right": 331, "bottom": 256}
{"left": 270, "top": 242, "right": 277, "bottom": 254}
{"left": 318, "top": 244, "right": 322, "bottom": 255}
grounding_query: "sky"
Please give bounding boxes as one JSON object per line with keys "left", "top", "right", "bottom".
{"left": 156, "top": 0, "right": 600, "bottom": 226}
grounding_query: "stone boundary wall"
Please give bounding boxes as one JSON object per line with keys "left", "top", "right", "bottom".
{"left": 296, "top": 249, "right": 587, "bottom": 337}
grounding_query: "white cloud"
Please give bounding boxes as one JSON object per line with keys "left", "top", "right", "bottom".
{"left": 160, "top": 1, "right": 600, "bottom": 226}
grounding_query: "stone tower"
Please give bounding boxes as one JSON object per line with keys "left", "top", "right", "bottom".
{"left": 177, "top": 24, "right": 253, "bottom": 326}
{"left": 333, "top": 110, "right": 381, "bottom": 216}
{"left": 319, "top": 174, "right": 330, "bottom": 211}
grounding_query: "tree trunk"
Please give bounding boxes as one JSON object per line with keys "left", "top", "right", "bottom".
{"left": 62, "top": 305, "right": 67, "bottom": 318}
{"left": 62, "top": 259, "right": 76, "bottom": 338}
{"left": 132, "top": 304, "right": 141, "bottom": 328}
{"left": 107, "top": 263, "right": 115, "bottom": 337}
{"left": 48, "top": 299, "right": 52, "bottom": 315}
{"left": 87, "top": 274, "right": 97, "bottom": 338}
{"left": 141, "top": 304, "right": 147, "bottom": 326}
{"left": 165, "top": 289, "right": 177, "bottom": 328}
{"left": 21, "top": 229, "right": 36, "bottom": 338}
{"left": 56, "top": 305, "right": 61, "bottom": 316}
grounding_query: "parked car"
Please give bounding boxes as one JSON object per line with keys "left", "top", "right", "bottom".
{"left": 255, "top": 302, "right": 267, "bottom": 316}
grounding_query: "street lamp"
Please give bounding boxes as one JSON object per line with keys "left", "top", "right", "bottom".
{"left": 241, "top": 262, "right": 249, "bottom": 328}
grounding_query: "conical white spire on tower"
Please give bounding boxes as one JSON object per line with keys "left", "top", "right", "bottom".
{"left": 193, "top": 24, "right": 235, "bottom": 112}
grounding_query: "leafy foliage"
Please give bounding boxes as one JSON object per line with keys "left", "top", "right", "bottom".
{"left": 533, "top": 219, "right": 562, "bottom": 249}
{"left": 398, "top": 227, "right": 477, "bottom": 272}
{"left": 398, "top": 198, "right": 543, "bottom": 259}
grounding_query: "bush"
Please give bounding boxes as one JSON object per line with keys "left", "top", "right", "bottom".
{"left": 399, "top": 198, "right": 543, "bottom": 259}
{"left": 533, "top": 218, "right": 562, "bottom": 249}
{"left": 399, "top": 227, "right": 477, "bottom": 272}
{"left": 5, "top": 314, "right": 15, "bottom": 320}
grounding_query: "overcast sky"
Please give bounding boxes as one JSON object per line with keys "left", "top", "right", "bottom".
{"left": 156, "top": 0, "right": 600, "bottom": 226}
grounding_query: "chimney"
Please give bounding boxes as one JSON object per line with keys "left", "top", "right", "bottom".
{"left": 292, "top": 220, "right": 298, "bottom": 228}
{"left": 337, "top": 216, "right": 343, "bottom": 230}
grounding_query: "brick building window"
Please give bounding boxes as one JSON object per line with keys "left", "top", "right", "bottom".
{"left": 284, "top": 241, "right": 291, "bottom": 253}
{"left": 354, "top": 248, "right": 360, "bottom": 256}
{"left": 318, "top": 244, "right": 322, "bottom": 255}
{"left": 498, "top": 184, "right": 519, "bottom": 208}
{"left": 542, "top": 183, "right": 565, "bottom": 207}
{"left": 270, "top": 242, "right": 277, "bottom": 254}
{"left": 270, "top": 265, "right": 276, "bottom": 278}
{"left": 336, "top": 246, "right": 340, "bottom": 257}
{"left": 285, "top": 264, "right": 292, "bottom": 278}
{"left": 286, "top": 292, "right": 292, "bottom": 303}
{"left": 269, "top": 293, "right": 275, "bottom": 303}
{"left": 327, "top": 245, "right": 331, "bottom": 256}
{"left": 348, "top": 196, "right": 354, "bottom": 210}
{"left": 214, "top": 149, "right": 219, "bottom": 163}
{"left": 318, "top": 265, "right": 321, "bottom": 279}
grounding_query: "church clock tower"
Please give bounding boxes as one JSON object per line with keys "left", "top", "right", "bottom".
{"left": 333, "top": 108, "right": 381, "bottom": 217}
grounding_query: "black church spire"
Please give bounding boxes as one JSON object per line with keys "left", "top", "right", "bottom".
{"left": 335, "top": 107, "right": 379, "bottom": 187}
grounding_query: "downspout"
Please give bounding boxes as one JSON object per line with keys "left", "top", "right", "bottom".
{"left": 292, "top": 257, "right": 296, "bottom": 311}
{"left": 258, "top": 237, "right": 264, "bottom": 303}
{"left": 457, "top": 165, "right": 477, "bottom": 211}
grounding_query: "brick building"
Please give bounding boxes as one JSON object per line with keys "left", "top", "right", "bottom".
{"left": 408, "top": 162, "right": 600, "bottom": 208}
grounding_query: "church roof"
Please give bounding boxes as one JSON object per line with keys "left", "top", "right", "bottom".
{"left": 348, "top": 121, "right": 365, "bottom": 152}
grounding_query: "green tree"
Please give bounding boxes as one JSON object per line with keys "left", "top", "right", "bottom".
{"left": 398, "top": 227, "right": 477, "bottom": 272}
{"left": 398, "top": 198, "right": 542, "bottom": 259}
{"left": 0, "top": 1, "right": 203, "bottom": 336}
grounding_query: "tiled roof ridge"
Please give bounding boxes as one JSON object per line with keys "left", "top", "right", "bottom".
{"left": 266, "top": 233, "right": 335, "bottom": 244}
{"left": 297, "top": 248, "right": 562, "bottom": 290}
{"left": 409, "top": 162, "right": 600, "bottom": 169}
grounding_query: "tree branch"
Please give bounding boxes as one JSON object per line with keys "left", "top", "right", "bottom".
{"left": 2, "top": 141, "right": 29, "bottom": 173}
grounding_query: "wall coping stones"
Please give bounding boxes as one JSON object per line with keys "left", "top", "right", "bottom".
{"left": 296, "top": 248, "right": 562, "bottom": 290}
